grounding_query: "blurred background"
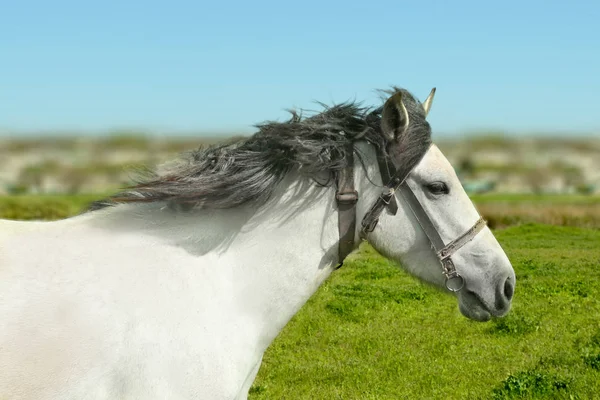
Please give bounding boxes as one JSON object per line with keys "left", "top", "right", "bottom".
{"left": 1, "top": 0, "right": 599, "bottom": 227}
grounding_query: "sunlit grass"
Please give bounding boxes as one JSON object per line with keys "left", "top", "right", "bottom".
{"left": 250, "top": 225, "right": 600, "bottom": 399}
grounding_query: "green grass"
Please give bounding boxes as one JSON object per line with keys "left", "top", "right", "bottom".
{"left": 0, "top": 194, "right": 107, "bottom": 220}
{"left": 2, "top": 195, "right": 600, "bottom": 398}
{"left": 249, "top": 225, "right": 600, "bottom": 399}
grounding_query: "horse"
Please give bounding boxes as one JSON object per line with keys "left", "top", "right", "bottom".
{"left": 0, "top": 87, "right": 515, "bottom": 399}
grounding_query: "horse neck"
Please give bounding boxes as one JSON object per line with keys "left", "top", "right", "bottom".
{"left": 75, "top": 145, "right": 391, "bottom": 350}
{"left": 83, "top": 171, "right": 351, "bottom": 347}
{"left": 229, "top": 148, "right": 390, "bottom": 345}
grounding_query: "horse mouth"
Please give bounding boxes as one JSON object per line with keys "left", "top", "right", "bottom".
{"left": 458, "top": 290, "right": 493, "bottom": 322}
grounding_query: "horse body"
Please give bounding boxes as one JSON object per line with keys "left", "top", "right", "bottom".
{"left": 0, "top": 88, "right": 515, "bottom": 399}
{"left": 0, "top": 171, "right": 344, "bottom": 399}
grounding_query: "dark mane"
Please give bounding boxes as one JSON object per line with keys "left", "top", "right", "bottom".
{"left": 89, "top": 87, "right": 432, "bottom": 211}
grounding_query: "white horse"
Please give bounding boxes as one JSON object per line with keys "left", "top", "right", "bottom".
{"left": 0, "top": 87, "right": 515, "bottom": 399}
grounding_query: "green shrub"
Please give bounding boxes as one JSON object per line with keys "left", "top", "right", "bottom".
{"left": 583, "top": 353, "right": 600, "bottom": 370}
{"left": 489, "top": 313, "right": 540, "bottom": 336}
{"left": 492, "top": 370, "right": 570, "bottom": 399}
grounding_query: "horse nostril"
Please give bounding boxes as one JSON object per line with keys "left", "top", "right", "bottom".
{"left": 503, "top": 277, "right": 514, "bottom": 301}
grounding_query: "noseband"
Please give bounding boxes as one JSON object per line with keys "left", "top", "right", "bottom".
{"left": 335, "top": 143, "right": 487, "bottom": 293}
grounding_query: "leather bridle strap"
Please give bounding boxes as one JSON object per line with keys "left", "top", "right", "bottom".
{"left": 335, "top": 144, "right": 359, "bottom": 268}
{"left": 438, "top": 215, "right": 487, "bottom": 261}
{"left": 359, "top": 152, "right": 405, "bottom": 237}
{"left": 397, "top": 182, "right": 487, "bottom": 291}
{"left": 334, "top": 142, "right": 487, "bottom": 292}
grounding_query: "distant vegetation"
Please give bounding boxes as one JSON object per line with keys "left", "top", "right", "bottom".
{"left": 2, "top": 133, "right": 599, "bottom": 227}
{"left": 1, "top": 134, "right": 599, "bottom": 196}
{"left": 471, "top": 194, "right": 600, "bottom": 229}
{"left": 0, "top": 194, "right": 104, "bottom": 220}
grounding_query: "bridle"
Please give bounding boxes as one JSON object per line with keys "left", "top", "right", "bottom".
{"left": 335, "top": 142, "right": 487, "bottom": 293}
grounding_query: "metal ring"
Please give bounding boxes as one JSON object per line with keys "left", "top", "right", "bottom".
{"left": 445, "top": 274, "right": 465, "bottom": 292}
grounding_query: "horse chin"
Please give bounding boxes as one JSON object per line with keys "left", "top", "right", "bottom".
{"left": 457, "top": 291, "right": 492, "bottom": 322}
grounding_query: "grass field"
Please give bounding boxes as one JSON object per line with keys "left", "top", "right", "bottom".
{"left": 250, "top": 224, "right": 600, "bottom": 399}
{"left": 471, "top": 194, "right": 600, "bottom": 230}
{"left": 2, "top": 195, "right": 599, "bottom": 399}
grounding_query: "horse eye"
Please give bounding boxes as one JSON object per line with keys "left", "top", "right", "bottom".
{"left": 425, "top": 182, "right": 449, "bottom": 195}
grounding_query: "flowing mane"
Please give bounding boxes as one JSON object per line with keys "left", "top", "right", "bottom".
{"left": 89, "top": 87, "right": 432, "bottom": 211}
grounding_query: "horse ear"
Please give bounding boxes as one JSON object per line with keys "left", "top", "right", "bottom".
{"left": 422, "top": 87, "right": 436, "bottom": 117}
{"left": 381, "top": 91, "right": 410, "bottom": 141}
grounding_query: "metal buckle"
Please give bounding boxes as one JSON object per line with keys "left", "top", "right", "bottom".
{"left": 362, "top": 216, "right": 379, "bottom": 234}
{"left": 439, "top": 248, "right": 450, "bottom": 259}
{"left": 380, "top": 189, "right": 394, "bottom": 205}
{"left": 336, "top": 190, "right": 359, "bottom": 204}
{"left": 442, "top": 258, "right": 464, "bottom": 292}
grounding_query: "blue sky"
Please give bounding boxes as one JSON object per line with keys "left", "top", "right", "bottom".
{"left": 1, "top": 0, "right": 599, "bottom": 137}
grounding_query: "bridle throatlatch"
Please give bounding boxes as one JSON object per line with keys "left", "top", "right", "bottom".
{"left": 335, "top": 144, "right": 488, "bottom": 293}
